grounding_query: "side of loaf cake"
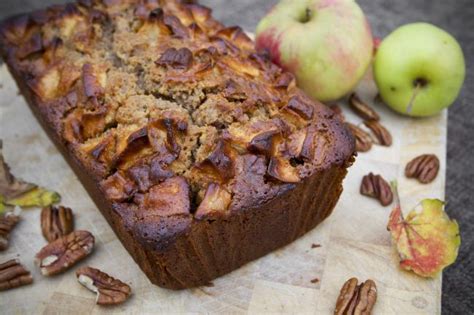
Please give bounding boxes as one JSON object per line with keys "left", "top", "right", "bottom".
{"left": 0, "top": 0, "right": 355, "bottom": 289}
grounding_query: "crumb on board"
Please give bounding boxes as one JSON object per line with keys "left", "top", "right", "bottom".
{"left": 310, "top": 278, "right": 320, "bottom": 284}
{"left": 311, "top": 243, "right": 321, "bottom": 249}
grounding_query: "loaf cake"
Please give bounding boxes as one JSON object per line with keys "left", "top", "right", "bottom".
{"left": 0, "top": 0, "right": 355, "bottom": 289}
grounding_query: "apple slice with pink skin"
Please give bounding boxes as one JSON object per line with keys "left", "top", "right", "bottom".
{"left": 255, "top": 0, "right": 373, "bottom": 102}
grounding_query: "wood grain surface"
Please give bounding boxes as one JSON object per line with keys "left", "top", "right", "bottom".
{"left": 0, "top": 59, "right": 447, "bottom": 313}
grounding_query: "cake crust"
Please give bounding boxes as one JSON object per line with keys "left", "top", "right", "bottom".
{"left": 0, "top": 0, "right": 355, "bottom": 289}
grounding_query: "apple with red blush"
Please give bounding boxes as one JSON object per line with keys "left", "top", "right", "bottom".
{"left": 256, "top": 0, "right": 374, "bottom": 102}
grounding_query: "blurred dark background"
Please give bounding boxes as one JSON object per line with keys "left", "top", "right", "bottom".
{"left": 0, "top": 0, "right": 472, "bottom": 313}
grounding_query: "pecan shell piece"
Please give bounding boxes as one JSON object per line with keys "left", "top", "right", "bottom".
{"left": 0, "top": 207, "right": 21, "bottom": 251}
{"left": 35, "top": 230, "right": 95, "bottom": 276}
{"left": 364, "top": 120, "right": 392, "bottom": 146}
{"left": 334, "top": 278, "right": 377, "bottom": 315}
{"left": 346, "top": 123, "right": 372, "bottom": 153}
{"left": 349, "top": 93, "right": 380, "bottom": 121}
{"left": 76, "top": 266, "right": 131, "bottom": 305}
{"left": 41, "top": 205, "right": 74, "bottom": 242}
{"left": 405, "top": 154, "right": 440, "bottom": 184}
{"left": 360, "top": 173, "right": 393, "bottom": 206}
{"left": 0, "top": 259, "right": 33, "bottom": 291}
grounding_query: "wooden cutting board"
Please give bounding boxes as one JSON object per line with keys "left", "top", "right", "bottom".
{"left": 0, "top": 59, "right": 446, "bottom": 314}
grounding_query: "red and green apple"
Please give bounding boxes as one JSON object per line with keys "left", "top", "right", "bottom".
{"left": 255, "top": 0, "right": 373, "bottom": 102}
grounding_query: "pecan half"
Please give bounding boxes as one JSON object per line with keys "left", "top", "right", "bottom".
{"left": 405, "top": 154, "right": 440, "bottom": 184}
{"left": 41, "top": 205, "right": 74, "bottom": 242}
{"left": 0, "top": 207, "right": 21, "bottom": 251}
{"left": 0, "top": 259, "right": 33, "bottom": 291}
{"left": 349, "top": 93, "right": 380, "bottom": 121}
{"left": 364, "top": 120, "right": 392, "bottom": 146}
{"left": 346, "top": 123, "right": 372, "bottom": 152}
{"left": 76, "top": 266, "right": 131, "bottom": 305}
{"left": 35, "top": 230, "right": 95, "bottom": 276}
{"left": 360, "top": 173, "right": 393, "bottom": 206}
{"left": 334, "top": 278, "right": 377, "bottom": 315}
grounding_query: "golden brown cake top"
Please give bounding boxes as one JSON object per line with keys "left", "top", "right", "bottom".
{"left": 0, "top": 0, "right": 354, "bottom": 221}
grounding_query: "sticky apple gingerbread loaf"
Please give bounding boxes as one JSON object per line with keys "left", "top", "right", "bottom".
{"left": 0, "top": 0, "right": 355, "bottom": 289}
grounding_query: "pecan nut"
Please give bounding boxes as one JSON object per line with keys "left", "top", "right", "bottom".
{"left": 0, "top": 207, "right": 21, "bottom": 251}
{"left": 360, "top": 173, "right": 393, "bottom": 206}
{"left": 364, "top": 120, "right": 392, "bottom": 146}
{"left": 405, "top": 154, "right": 440, "bottom": 184}
{"left": 76, "top": 266, "right": 131, "bottom": 305}
{"left": 334, "top": 277, "right": 377, "bottom": 315}
{"left": 349, "top": 93, "right": 380, "bottom": 121}
{"left": 346, "top": 123, "right": 372, "bottom": 152}
{"left": 0, "top": 259, "right": 33, "bottom": 291}
{"left": 35, "top": 230, "right": 95, "bottom": 276}
{"left": 41, "top": 205, "right": 74, "bottom": 242}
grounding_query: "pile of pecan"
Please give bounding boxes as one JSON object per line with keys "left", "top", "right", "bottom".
{"left": 333, "top": 93, "right": 393, "bottom": 153}
{"left": 340, "top": 94, "right": 440, "bottom": 207}
{"left": 0, "top": 141, "right": 133, "bottom": 305}
{"left": 1, "top": 201, "right": 132, "bottom": 305}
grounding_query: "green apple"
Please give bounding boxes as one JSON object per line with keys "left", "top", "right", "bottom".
{"left": 374, "top": 23, "right": 465, "bottom": 117}
{"left": 255, "top": 0, "right": 373, "bottom": 102}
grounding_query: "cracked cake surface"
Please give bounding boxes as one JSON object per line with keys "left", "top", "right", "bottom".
{"left": 0, "top": 0, "right": 355, "bottom": 289}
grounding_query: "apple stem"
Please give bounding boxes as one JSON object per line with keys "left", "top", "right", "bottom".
{"left": 406, "top": 83, "right": 422, "bottom": 114}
